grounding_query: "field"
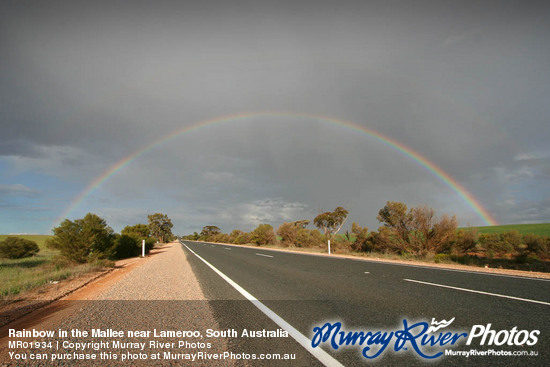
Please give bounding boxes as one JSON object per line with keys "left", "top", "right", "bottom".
{"left": 0, "top": 234, "right": 52, "bottom": 249}
{"left": 461, "top": 223, "right": 550, "bottom": 236}
{"left": 0, "top": 235, "right": 105, "bottom": 298}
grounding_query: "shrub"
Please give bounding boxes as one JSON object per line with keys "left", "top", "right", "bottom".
{"left": 121, "top": 224, "right": 150, "bottom": 239}
{"left": 297, "top": 229, "right": 323, "bottom": 248}
{"left": 251, "top": 224, "right": 276, "bottom": 246}
{"left": 233, "top": 232, "right": 251, "bottom": 245}
{"left": 47, "top": 213, "right": 114, "bottom": 263}
{"left": 350, "top": 223, "right": 371, "bottom": 252}
{"left": 478, "top": 233, "right": 512, "bottom": 257}
{"left": 434, "top": 253, "right": 452, "bottom": 263}
{"left": 453, "top": 229, "right": 479, "bottom": 255}
{"left": 523, "top": 233, "right": 549, "bottom": 259}
{"left": 276, "top": 221, "right": 320, "bottom": 248}
{"left": 110, "top": 235, "right": 140, "bottom": 259}
{"left": 212, "top": 233, "right": 230, "bottom": 243}
{"left": 277, "top": 222, "right": 300, "bottom": 246}
{"left": 501, "top": 230, "right": 522, "bottom": 253}
{"left": 0, "top": 237, "right": 39, "bottom": 259}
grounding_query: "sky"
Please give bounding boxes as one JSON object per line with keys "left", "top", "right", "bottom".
{"left": 1, "top": 0, "right": 549, "bottom": 235}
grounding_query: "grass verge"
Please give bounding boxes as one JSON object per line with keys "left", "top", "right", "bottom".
{"left": 0, "top": 235, "right": 113, "bottom": 300}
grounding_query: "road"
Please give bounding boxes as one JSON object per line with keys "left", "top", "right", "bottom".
{"left": 181, "top": 240, "right": 550, "bottom": 366}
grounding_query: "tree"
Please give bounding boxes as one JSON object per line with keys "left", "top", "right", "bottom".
{"left": 523, "top": 234, "right": 549, "bottom": 259}
{"left": 277, "top": 220, "right": 310, "bottom": 246}
{"left": 453, "top": 228, "right": 479, "bottom": 255}
{"left": 47, "top": 213, "right": 114, "bottom": 263}
{"left": 251, "top": 224, "right": 276, "bottom": 246}
{"left": 147, "top": 213, "right": 173, "bottom": 243}
{"left": 350, "top": 223, "right": 370, "bottom": 252}
{"left": 377, "top": 201, "right": 412, "bottom": 245}
{"left": 313, "top": 207, "right": 348, "bottom": 253}
{"left": 478, "top": 233, "right": 503, "bottom": 258}
{"left": 373, "top": 202, "right": 457, "bottom": 255}
{"left": 408, "top": 205, "right": 457, "bottom": 255}
{"left": 0, "top": 237, "right": 39, "bottom": 259}
{"left": 231, "top": 230, "right": 251, "bottom": 245}
{"left": 501, "top": 230, "right": 522, "bottom": 253}
{"left": 121, "top": 224, "right": 150, "bottom": 240}
{"left": 111, "top": 234, "right": 140, "bottom": 259}
{"left": 200, "top": 225, "right": 221, "bottom": 240}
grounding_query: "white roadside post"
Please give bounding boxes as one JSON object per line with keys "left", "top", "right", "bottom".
{"left": 328, "top": 239, "right": 331, "bottom": 255}
{"left": 142, "top": 239, "right": 145, "bottom": 257}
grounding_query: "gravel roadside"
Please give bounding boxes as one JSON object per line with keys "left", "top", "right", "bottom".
{"left": 1, "top": 242, "right": 233, "bottom": 366}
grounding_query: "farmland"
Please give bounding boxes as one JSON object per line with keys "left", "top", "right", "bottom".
{"left": 461, "top": 223, "right": 550, "bottom": 236}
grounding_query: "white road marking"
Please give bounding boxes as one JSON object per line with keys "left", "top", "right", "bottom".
{"left": 224, "top": 248, "right": 231, "bottom": 250}
{"left": 364, "top": 272, "right": 370, "bottom": 274}
{"left": 404, "top": 278, "right": 550, "bottom": 306}
{"left": 379, "top": 261, "right": 550, "bottom": 282}
{"left": 256, "top": 253, "right": 274, "bottom": 258}
{"left": 183, "top": 242, "right": 343, "bottom": 367}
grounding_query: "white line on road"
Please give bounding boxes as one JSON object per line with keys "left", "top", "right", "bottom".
{"left": 182, "top": 242, "right": 343, "bottom": 367}
{"left": 255, "top": 253, "right": 274, "bottom": 258}
{"left": 224, "top": 248, "right": 231, "bottom": 250}
{"left": 364, "top": 272, "right": 370, "bottom": 274}
{"left": 385, "top": 261, "right": 550, "bottom": 282}
{"left": 404, "top": 278, "right": 550, "bottom": 306}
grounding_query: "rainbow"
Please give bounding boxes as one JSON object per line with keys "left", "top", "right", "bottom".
{"left": 54, "top": 112, "right": 498, "bottom": 226}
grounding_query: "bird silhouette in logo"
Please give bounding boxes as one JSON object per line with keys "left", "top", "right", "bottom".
{"left": 427, "top": 317, "right": 456, "bottom": 333}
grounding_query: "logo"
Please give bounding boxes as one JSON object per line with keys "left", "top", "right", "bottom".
{"left": 311, "top": 318, "right": 540, "bottom": 360}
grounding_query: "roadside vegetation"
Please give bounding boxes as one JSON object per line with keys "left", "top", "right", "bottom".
{"left": 1, "top": 213, "right": 175, "bottom": 299}
{"left": 183, "top": 203, "right": 549, "bottom": 273}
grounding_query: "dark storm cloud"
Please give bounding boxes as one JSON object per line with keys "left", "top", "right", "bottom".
{"left": 1, "top": 0, "right": 549, "bottom": 233}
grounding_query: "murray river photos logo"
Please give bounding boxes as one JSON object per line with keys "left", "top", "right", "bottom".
{"left": 311, "top": 318, "right": 540, "bottom": 360}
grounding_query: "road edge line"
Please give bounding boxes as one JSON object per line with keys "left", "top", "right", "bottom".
{"left": 182, "top": 241, "right": 343, "bottom": 367}
{"left": 404, "top": 278, "right": 550, "bottom": 306}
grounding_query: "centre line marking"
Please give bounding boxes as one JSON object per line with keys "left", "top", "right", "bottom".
{"left": 256, "top": 253, "right": 274, "bottom": 258}
{"left": 364, "top": 272, "right": 370, "bottom": 274}
{"left": 182, "top": 242, "right": 343, "bottom": 367}
{"left": 404, "top": 278, "right": 550, "bottom": 306}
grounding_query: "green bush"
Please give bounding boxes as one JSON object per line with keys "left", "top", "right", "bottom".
{"left": 453, "top": 229, "right": 479, "bottom": 255}
{"left": 144, "top": 238, "right": 156, "bottom": 253}
{"left": 251, "top": 224, "right": 276, "bottom": 246}
{"left": 0, "top": 237, "right": 39, "bottom": 259}
{"left": 478, "top": 233, "right": 512, "bottom": 257}
{"left": 298, "top": 229, "right": 323, "bottom": 248}
{"left": 47, "top": 213, "right": 114, "bottom": 263}
{"left": 350, "top": 223, "right": 371, "bottom": 252}
{"left": 110, "top": 235, "right": 140, "bottom": 259}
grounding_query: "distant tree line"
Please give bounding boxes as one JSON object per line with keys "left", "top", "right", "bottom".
{"left": 45, "top": 212, "right": 175, "bottom": 263}
{"left": 183, "top": 201, "right": 549, "bottom": 265}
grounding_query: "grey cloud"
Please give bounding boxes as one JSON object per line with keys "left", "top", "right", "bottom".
{"left": 1, "top": 0, "right": 549, "bottom": 233}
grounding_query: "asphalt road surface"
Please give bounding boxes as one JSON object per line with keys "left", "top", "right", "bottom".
{"left": 181, "top": 240, "right": 549, "bottom": 366}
